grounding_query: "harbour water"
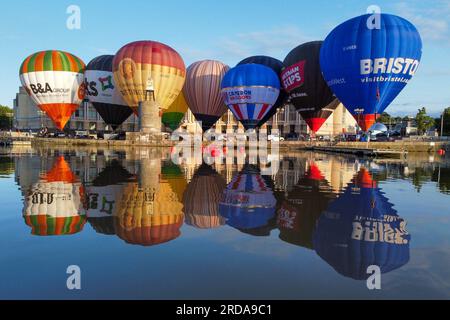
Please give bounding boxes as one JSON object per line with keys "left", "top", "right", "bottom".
{"left": 0, "top": 146, "right": 449, "bottom": 300}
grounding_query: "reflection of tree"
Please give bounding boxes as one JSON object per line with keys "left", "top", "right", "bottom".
{"left": 411, "top": 167, "right": 434, "bottom": 193}
{"left": 0, "top": 157, "right": 14, "bottom": 176}
{"left": 432, "top": 167, "right": 450, "bottom": 195}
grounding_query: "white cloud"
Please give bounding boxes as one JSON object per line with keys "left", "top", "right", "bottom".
{"left": 178, "top": 25, "right": 313, "bottom": 66}
{"left": 392, "top": 1, "right": 450, "bottom": 43}
{"left": 216, "top": 25, "right": 314, "bottom": 63}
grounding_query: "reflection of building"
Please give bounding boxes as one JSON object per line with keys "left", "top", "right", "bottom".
{"left": 13, "top": 86, "right": 138, "bottom": 131}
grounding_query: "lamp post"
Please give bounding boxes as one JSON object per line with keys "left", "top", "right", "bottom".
{"left": 441, "top": 111, "right": 445, "bottom": 138}
{"left": 37, "top": 110, "right": 44, "bottom": 129}
{"left": 354, "top": 108, "right": 364, "bottom": 139}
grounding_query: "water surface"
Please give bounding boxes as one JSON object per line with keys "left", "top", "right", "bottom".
{"left": 1, "top": 147, "right": 449, "bottom": 300}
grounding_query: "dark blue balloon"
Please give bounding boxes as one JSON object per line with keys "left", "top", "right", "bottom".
{"left": 320, "top": 14, "right": 422, "bottom": 131}
{"left": 313, "top": 169, "right": 411, "bottom": 280}
{"left": 221, "top": 64, "right": 280, "bottom": 130}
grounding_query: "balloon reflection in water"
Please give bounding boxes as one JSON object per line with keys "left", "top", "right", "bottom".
{"left": 219, "top": 165, "right": 276, "bottom": 230}
{"left": 277, "top": 162, "right": 336, "bottom": 249}
{"left": 114, "top": 159, "right": 184, "bottom": 246}
{"left": 313, "top": 168, "right": 411, "bottom": 280}
{"left": 183, "top": 164, "right": 227, "bottom": 229}
{"left": 23, "top": 156, "right": 86, "bottom": 236}
{"left": 161, "top": 161, "right": 187, "bottom": 204}
{"left": 86, "top": 160, "right": 135, "bottom": 235}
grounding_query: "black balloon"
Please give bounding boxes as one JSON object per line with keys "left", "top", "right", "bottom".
{"left": 282, "top": 41, "right": 336, "bottom": 132}
{"left": 85, "top": 55, "right": 133, "bottom": 131}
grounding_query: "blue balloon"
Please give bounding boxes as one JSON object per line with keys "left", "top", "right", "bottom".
{"left": 313, "top": 169, "right": 411, "bottom": 280}
{"left": 221, "top": 64, "right": 280, "bottom": 130}
{"left": 320, "top": 14, "right": 422, "bottom": 131}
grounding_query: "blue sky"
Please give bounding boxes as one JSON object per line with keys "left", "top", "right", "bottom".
{"left": 1, "top": 0, "right": 449, "bottom": 116}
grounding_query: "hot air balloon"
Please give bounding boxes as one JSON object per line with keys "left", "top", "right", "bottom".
{"left": 320, "top": 14, "right": 422, "bottom": 132}
{"left": 162, "top": 91, "right": 188, "bottom": 131}
{"left": 112, "top": 41, "right": 186, "bottom": 113}
{"left": 86, "top": 160, "right": 135, "bottom": 235}
{"left": 313, "top": 168, "right": 411, "bottom": 280}
{"left": 184, "top": 60, "right": 229, "bottom": 132}
{"left": 183, "top": 164, "right": 226, "bottom": 229}
{"left": 219, "top": 165, "right": 276, "bottom": 230}
{"left": 19, "top": 50, "right": 86, "bottom": 130}
{"left": 222, "top": 64, "right": 280, "bottom": 131}
{"left": 85, "top": 55, "right": 133, "bottom": 131}
{"left": 282, "top": 41, "right": 337, "bottom": 133}
{"left": 237, "top": 56, "right": 288, "bottom": 127}
{"left": 277, "top": 162, "right": 336, "bottom": 249}
{"left": 23, "top": 156, "right": 86, "bottom": 236}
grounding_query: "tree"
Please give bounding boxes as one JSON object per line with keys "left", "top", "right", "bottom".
{"left": 415, "top": 107, "right": 435, "bottom": 135}
{"left": 440, "top": 107, "right": 450, "bottom": 136}
{"left": 377, "top": 112, "right": 391, "bottom": 124}
{"left": 0, "top": 105, "right": 13, "bottom": 130}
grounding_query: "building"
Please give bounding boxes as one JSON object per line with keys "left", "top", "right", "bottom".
{"left": 14, "top": 86, "right": 356, "bottom": 137}
{"left": 181, "top": 103, "right": 357, "bottom": 137}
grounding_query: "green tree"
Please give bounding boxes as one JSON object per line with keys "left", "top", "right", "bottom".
{"left": 0, "top": 105, "right": 13, "bottom": 130}
{"left": 415, "top": 107, "right": 435, "bottom": 135}
{"left": 377, "top": 112, "right": 391, "bottom": 124}
{"left": 440, "top": 107, "right": 450, "bottom": 136}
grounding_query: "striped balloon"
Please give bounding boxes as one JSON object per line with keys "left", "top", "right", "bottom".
{"left": 112, "top": 41, "right": 186, "bottom": 113}
{"left": 183, "top": 60, "right": 230, "bottom": 132}
{"left": 221, "top": 64, "right": 280, "bottom": 130}
{"left": 19, "top": 50, "right": 86, "bottom": 130}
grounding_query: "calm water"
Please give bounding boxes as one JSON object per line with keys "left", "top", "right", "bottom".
{"left": 0, "top": 146, "right": 449, "bottom": 300}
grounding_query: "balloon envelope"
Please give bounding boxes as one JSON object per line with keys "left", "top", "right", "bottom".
{"left": 113, "top": 41, "right": 186, "bottom": 112}
{"left": 320, "top": 14, "right": 422, "bottom": 131}
{"left": 237, "top": 56, "right": 287, "bottom": 127}
{"left": 19, "top": 50, "right": 85, "bottom": 130}
{"left": 183, "top": 60, "right": 229, "bottom": 131}
{"left": 85, "top": 55, "right": 133, "bottom": 130}
{"left": 282, "top": 41, "right": 336, "bottom": 133}
{"left": 162, "top": 91, "right": 188, "bottom": 131}
{"left": 221, "top": 64, "right": 280, "bottom": 130}
{"left": 313, "top": 168, "right": 411, "bottom": 279}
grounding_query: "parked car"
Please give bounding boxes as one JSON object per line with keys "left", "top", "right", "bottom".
{"left": 318, "top": 135, "right": 331, "bottom": 142}
{"left": 75, "top": 130, "right": 97, "bottom": 139}
{"left": 374, "top": 132, "right": 396, "bottom": 142}
{"left": 285, "top": 132, "right": 299, "bottom": 141}
{"left": 268, "top": 134, "right": 285, "bottom": 142}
